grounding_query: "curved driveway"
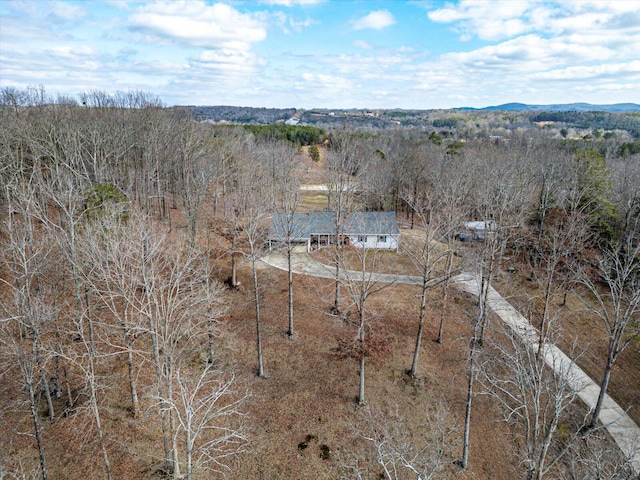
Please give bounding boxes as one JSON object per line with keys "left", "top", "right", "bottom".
{"left": 260, "top": 251, "right": 640, "bottom": 474}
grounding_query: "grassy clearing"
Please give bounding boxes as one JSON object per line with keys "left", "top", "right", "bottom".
{"left": 299, "top": 191, "right": 329, "bottom": 212}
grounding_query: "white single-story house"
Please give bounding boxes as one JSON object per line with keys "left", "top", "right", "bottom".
{"left": 268, "top": 211, "right": 400, "bottom": 252}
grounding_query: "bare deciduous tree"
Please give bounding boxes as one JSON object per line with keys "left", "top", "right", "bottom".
{"left": 523, "top": 209, "right": 590, "bottom": 350}
{"left": 460, "top": 143, "right": 533, "bottom": 469}
{"left": 336, "top": 232, "right": 393, "bottom": 405}
{"left": 265, "top": 139, "right": 303, "bottom": 338}
{"left": 402, "top": 172, "right": 458, "bottom": 377}
{"left": 172, "top": 117, "right": 216, "bottom": 248}
{"left": 324, "top": 133, "right": 364, "bottom": 314}
{"left": 226, "top": 147, "right": 274, "bottom": 377}
{"left": 562, "top": 432, "right": 638, "bottom": 480}
{"left": 91, "top": 211, "right": 228, "bottom": 475}
{"left": 339, "top": 402, "right": 457, "bottom": 480}
{"left": 157, "top": 364, "right": 247, "bottom": 480}
{"left": 478, "top": 326, "right": 592, "bottom": 480}
{"left": 80, "top": 205, "right": 144, "bottom": 418}
{"left": 433, "top": 153, "right": 472, "bottom": 344}
{"left": 0, "top": 279, "right": 54, "bottom": 480}
{"left": 0, "top": 180, "right": 61, "bottom": 480}
{"left": 576, "top": 231, "right": 640, "bottom": 429}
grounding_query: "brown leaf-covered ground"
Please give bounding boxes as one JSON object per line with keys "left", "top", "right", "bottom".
{"left": 222, "top": 258, "right": 521, "bottom": 479}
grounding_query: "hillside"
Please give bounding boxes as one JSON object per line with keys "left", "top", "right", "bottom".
{"left": 188, "top": 104, "right": 640, "bottom": 138}
{"left": 1, "top": 94, "right": 638, "bottom": 479}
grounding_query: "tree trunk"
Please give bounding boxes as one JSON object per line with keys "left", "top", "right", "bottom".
{"left": 358, "top": 353, "right": 366, "bottom": 406}
{"left": 333, "top": 247, "right": 341, "bottom": 314}
{"left": 54, "top": 323, "right": 73, "bottom": 406}
{"left": 358, "top": 310, "right": 366, "bottom": 405}
{"left": 171, "top": 405, "right": 180, "bottom": 478}
{"left": 287, "top": 246, "right": 294, "bottom": 338}
{"left": 437, "top": 286, "right": 447, "bottom": 344}
{"left": 230, "top": 226, "right": 238, "bottom": 288}
{"left": 437, "top": 249, "right": 454, "bottom": 344}
{"left": 120, "top": 304, "right": 139, "bottom": 417}
{"left": 409, "top": 281, "right": 428, "bottom": 377}
{"left": 477, "top": 273, "right": 490, "bottom": 346}
{"left": 478, "top": 240, "right": 499, "bottom": 346}
{"left": 185, "top": 435, "right": 192, "bottom": 480}
{"left": 125, "top": 344, "right": 139, "bottom": 417}
{"left": 124, "top": 330, "right": 139, "bottom": 417}
{"left": 462, "top": 310, "right": 482, "bottom": 469}
{"left": 187, "top": 212, "right": 197, "bottom": 249}
{"left": 590, "top": 345, "right": 615, "bottom": 428}
{"left": 41, "top": 368, "right": 55, "bottom": 422}
{"left": 27, "top": 375, "right": 48, "bottom": 480}
{"left": 63, "top": 363, "right": 74, "bottom": 408}
{"left": 151, "top": 330, "right": 173, "bottom": 474}
{"left": 207, "top": 317, "right": 215, "bottom": 364}
{"left": 410, "top": 182, "right": 417, "bottom": 229}
{"left": 164, "top": 362, "right": 181, "bottom": 478}
{"left": 167, "top": 202, "right": 172, "bottom": 233}
{"left": 537, "top": 274, "right": 554, "bottom": 358}
{"left": 534, "top": 428, "right": 554, "bottom": 480}
{"left": 33, "top": 334, "right": 55, "bottom": 422}
{"left": 461, "top": 352, "right": 474, "bottom": 469}
{"left": 561, "top": 289, "right": 568, "bottom": 307}
{"left": 79, "top": 276, "right": 111, "bottom": 479}
{"left": 252, "top": 256, "right": 265, "bottom": 378}
{"left": 156, "top": 171, "right": 165, "bottom": 219}
{"left": 89, "top": 360, "right": 112, "bottom": 480}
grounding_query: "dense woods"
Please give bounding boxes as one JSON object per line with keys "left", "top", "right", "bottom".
{"left": 1, "top": 87, "right": 638, "bottom": 479}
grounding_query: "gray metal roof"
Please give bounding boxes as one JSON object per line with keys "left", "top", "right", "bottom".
{"left": 269, "top": 211, "right": 399, "bottom": 240}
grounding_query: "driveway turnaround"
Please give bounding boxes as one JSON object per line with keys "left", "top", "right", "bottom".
{"left": 260, "top": 251, "right": 640, "bottom": 475}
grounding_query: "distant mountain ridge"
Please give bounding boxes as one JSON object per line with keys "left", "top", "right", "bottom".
{"left": 457, "top": 102, "right": 640, "bottom": 113}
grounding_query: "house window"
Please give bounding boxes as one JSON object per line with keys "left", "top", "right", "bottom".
{"left": 378, "top": 235, "right": 387, "bottom": 243}
{"left": 357, "top": 235, "right": 367, "bottom": 243}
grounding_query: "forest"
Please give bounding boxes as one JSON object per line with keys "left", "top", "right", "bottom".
{"left": 0, "top": 87, "right": 639, "bottom": 480}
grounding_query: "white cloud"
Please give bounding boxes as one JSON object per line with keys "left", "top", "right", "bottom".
{"left": 1, "top": 0, "right": 638, "bottom": 109}
{"left": 352, "top": 10, "right": 396, "bottom": 30}
{"left": 441, "top": 34, "right": 613, "bottom": 73}
{"left": 530, "top": 60, "right": 640, "bottom": 82}
{"left": 270, "top": 11, "right": 319, "bottom": 34}
{"left": 428, "top": 0, "right": 640, "bottom": 42}
{"left": 423, "top": 0, "right": 640, "bottom": 105}
{"left": 129, "top": 1, "right": 267, "bottom": 50}
{"left": 288, "top": 16, "right": 319, "bottom": 31}
{"left": 192, "top": 49, "right": 264, "bottom": 75}
{"left": 428, "top": 0, "right": 532, "bottom": 40}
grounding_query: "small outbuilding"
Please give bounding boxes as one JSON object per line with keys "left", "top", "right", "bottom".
{"left": 459, "top": 220, "right": 496, "bottom": 241}
{"left": 268, "top": 211, "right": 400, "bottom": 252}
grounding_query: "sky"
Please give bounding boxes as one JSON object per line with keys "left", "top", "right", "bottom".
{"left": 1, "top": 0, "right": 639, "bottom": 109}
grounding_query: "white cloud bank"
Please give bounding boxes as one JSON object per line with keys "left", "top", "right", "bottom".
{"left": 129, "top": 1, "right": 267, "bottom": 50}
{"left": 0, "top": 0, "right": 638, "bottom": 108}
